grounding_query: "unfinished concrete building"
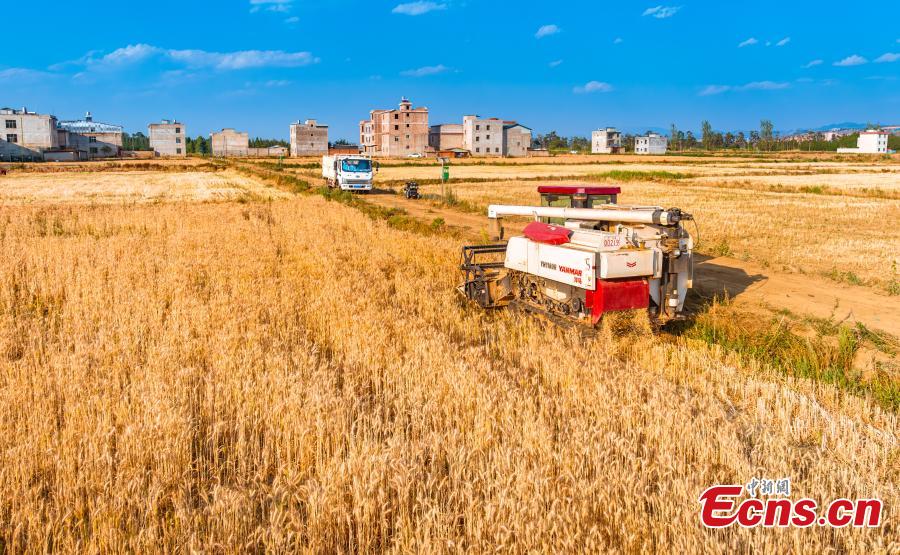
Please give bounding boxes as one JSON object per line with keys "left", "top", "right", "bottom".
{"left": 592, "top": 127, "right": 623, "bottom": 154}
{"left": 290, "top": 119, "right": 329, "bottom": 156}
{"left": 1, "top": 107, "right": 60, "bottom": 161}
{"left": 502, "top": 123, "right": 532, "bottom": 158}
{"left": 211, "top": 128, "right": 249, "bottom": 157}
{"left": 149, "top": 119, "right": 186, "bottom": 157}
{"left": 463, "top": 115, "right": 504, "bottom": 157}
{"left": 57, "top": 112, "right": 123, "bottom": 159}
{"left": 359, "top": 98, "right": 429, "bottom": 157}
{"left": 634, "top": 132, "right": 668, "bottom": 155}
{"left": 428, "top": 123, "right": 464, "bottom": 151}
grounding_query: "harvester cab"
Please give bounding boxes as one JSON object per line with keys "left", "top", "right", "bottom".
{"left": 459, "top": 185, "right": 695, "bottom": 327}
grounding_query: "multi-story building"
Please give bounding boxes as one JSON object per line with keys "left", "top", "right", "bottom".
{"left": 634, "top": 132, "right": 668, "bottom": 155}
{"left": 837, "top": 129, "right": 890, "bottom": 154}
{"left": 57, "top": 112, "right": 124, "bottom": 159}
{"left": 592, "top": 127, "right": 622, "bottom": 154}
{"left": 359, "top": 98, "right": 429, "bottom": 157}
{"left": 0, "top": 107, "right": 60, "bottom": 160}
{"left": 428, "top": 123, "right": 464, "bottom": 151}
{"left": 502, "top": 123, "right": 532, "bottom": 157}
{"left": 149, "top": 119, "right": 186, "bottom": 157}
{"left": 210, "top": 128, "right": 249, "bottom": 157}
{"left": 463, "top": 115, "right": 504, "bottom": 157}
{"left": 290, "top": 119, "right": 329, "bottom": 156}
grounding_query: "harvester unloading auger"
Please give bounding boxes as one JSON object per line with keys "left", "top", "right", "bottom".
{"left": 459, "top": 186, "right": 694, "bottom": 326}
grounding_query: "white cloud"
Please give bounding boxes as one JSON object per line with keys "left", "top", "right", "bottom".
{"left": 738, "top": 37, "right": 758, "bottom": 48}
{"left": 834, "top": 54, "right": 867, "bottom": 66}
{"left": 392, "top": 1, "right": 446, "bottom": 15}
{"left": 264, "top": 80, "right": 292, "bottom": 87}
{"left": 284, "top": 16, "right": 299, "bottom": 24}
{"left": 101, "top": 44, "right": 162, "bottom": 65}
{"left": 250, "top": 0, "right": 293, "bottom": 13}
{"left": 62, "top": 44, "right": 319, "bottom": 72}
{"left": 642, "top": 6, "right": 681, "bottom": 18}
{"left": 739, "top": 80, "right": 789, "bottom": 91}
{"left": 803, "top": 59, "right": 823, "bottom": 68}
{"left": 0, "top": 68, "right": 56, "bottom": 83}
{"left": 548, "top": 60, "right": 563, "bottom": 68}
{"left": 776, "top": 37, "right": 790, "bottom": 47}
{"left": 875, "top": 52, "right": 899, "bottom": 63}
{"left": 168, "top": 49, "right": 318, "bottom": 70}
{"left": 400, "top": 64, "right": 449, "bottom": 77}
{"left": 535, "top": 24, "right": 560, "bottom": 39}
{"left": 699, "top": 85, "right": 731, "bottom": 96}
{"left": 613, "top": 37, "right": 623, "bottom": 44}
{"left": 699, "top": 81, "right": 789, "bottom": 95}
{"left": 573, "top": 81, "right": 613, "bottom": 94}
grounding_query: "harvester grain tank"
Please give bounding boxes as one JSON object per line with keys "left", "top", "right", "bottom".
{"left": 459, "top": 186, "right": 694, "bottom": 326}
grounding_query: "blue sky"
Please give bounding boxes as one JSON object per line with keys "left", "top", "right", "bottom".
{"left": 2, "top": 0, "right": 898, "bottom": 140}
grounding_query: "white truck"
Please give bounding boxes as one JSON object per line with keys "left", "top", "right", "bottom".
{"left": 322, "top": 155, "right": 375, "bottom": 192}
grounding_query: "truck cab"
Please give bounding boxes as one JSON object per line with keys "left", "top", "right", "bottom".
{"left": 323, "top": 155, "right": 375, "bottom": 192}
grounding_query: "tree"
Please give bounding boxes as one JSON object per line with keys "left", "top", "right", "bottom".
{"left": 670, "top": 123, "right": 678, "bottom": 151}
{"left": 736, "top": 131, "right": 747, "bottom": 149}
{"left": 700, "top": 120, "right": 713, "bottom": 150}
{"left": 684, "top": 131, "right": 697, "bottom": 150}
{"left": 760, "top": 119, "right": 774, "bottom": 151}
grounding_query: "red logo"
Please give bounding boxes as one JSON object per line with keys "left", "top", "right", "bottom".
{"left": 626, "top": 261, "right": 637, "bottom": 268}
{"left": 699, "top": 481, "right": 883, "bottom": 528}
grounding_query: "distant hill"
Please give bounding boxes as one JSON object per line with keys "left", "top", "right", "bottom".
{"left": 808, "top": 122, "right": 869, "bottom": 131}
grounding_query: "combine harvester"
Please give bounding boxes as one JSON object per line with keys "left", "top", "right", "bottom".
{"left": 459, "top": 186, "right": 695, "bottom": 327}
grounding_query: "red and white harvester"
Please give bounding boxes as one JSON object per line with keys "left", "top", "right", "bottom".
{"left": 459, "top": 186, "right": 694, "bottom": 326}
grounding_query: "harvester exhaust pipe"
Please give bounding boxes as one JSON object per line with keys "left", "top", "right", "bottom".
{"left": 487, "top": 205, "right": 691, "bottom": 226}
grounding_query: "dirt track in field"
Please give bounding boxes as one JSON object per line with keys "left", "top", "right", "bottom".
{"left": 366, "top": 188, "right": 900, "bottom": 337}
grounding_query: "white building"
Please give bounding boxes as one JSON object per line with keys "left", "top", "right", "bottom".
{"left": 591, "top": 127, "right": 622, "bottom": 154}
{"left": 634, "top": 132, "right": 668, "bottom": 155}
{"left": 1, "top": 107, "right": 59, "bottom": 161}
{"left": 149, "top": 119, "right": 187, "bottom": 157}
{"left": 837, "top": 130, "right": 889, "bottom": 154}
{"left": 463, "top": 115, "right": 505, "bottom": 157}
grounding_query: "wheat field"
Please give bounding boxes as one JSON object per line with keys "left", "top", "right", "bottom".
{"left": 0, "top": 182, "right": 896, "bottom": 551}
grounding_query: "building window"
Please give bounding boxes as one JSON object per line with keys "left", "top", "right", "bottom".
{"left": 476, "top": 125, "right": 480, "bottom": 131}
{"left": 176, "top": 138, "right": 182, "bottom": 144}
{"left": 5, "top": 120, "right": 16, "bottom": 129}
{"left": 475, "top": 136, "right": 480, "bottom": 142}
{"left": 394, "top": 125, "right": 399, "bottom": 131}
{"left": 177, "top": 148, "right": 182, "bottom": 154}
{"left": 89, "top": 136, "right": 97, "bottom": 143}
{"left": 90, "top": 147, "right": 98, "bottom": 154}
{"left": 6, "top": 134, "right": 18, "bottom": 143}
{"left": 394, "top": 114, "right": 399, "bottom": 120}
{"left": 487, "top": 125, "right": 491, "bottom": 131}
{"left": 175, "top": 128, "right": 181, "bottom": 134}
{"left": 475, "top": 147, "right": 480, "bottom": 153}
{"left": 486, "top": 135, "right": 490, "bottom": 140}
{"left": 495, "top": 148, "right": 500, "bottom": 153}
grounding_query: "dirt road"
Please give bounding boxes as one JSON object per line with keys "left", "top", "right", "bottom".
{"left": 366, "top": 189, "right": 900, "bottom": 337}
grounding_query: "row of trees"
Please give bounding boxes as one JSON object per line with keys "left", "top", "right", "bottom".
{"left": 121, "top": 133, "right": 292, "bottom": 155}
{"left": 535, "top": 120, "right": 895, "bottom": 153}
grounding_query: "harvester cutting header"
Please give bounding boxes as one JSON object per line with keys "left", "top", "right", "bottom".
{"left": 459, "top": 186, "right": 694, "bottom": 326}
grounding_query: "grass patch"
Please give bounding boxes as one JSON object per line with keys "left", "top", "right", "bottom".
{"left": 675, "top": 300, "right": 899, "bottom": 411}
{"left": 590, "top": 170, "right": 696, "bottom": 181}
